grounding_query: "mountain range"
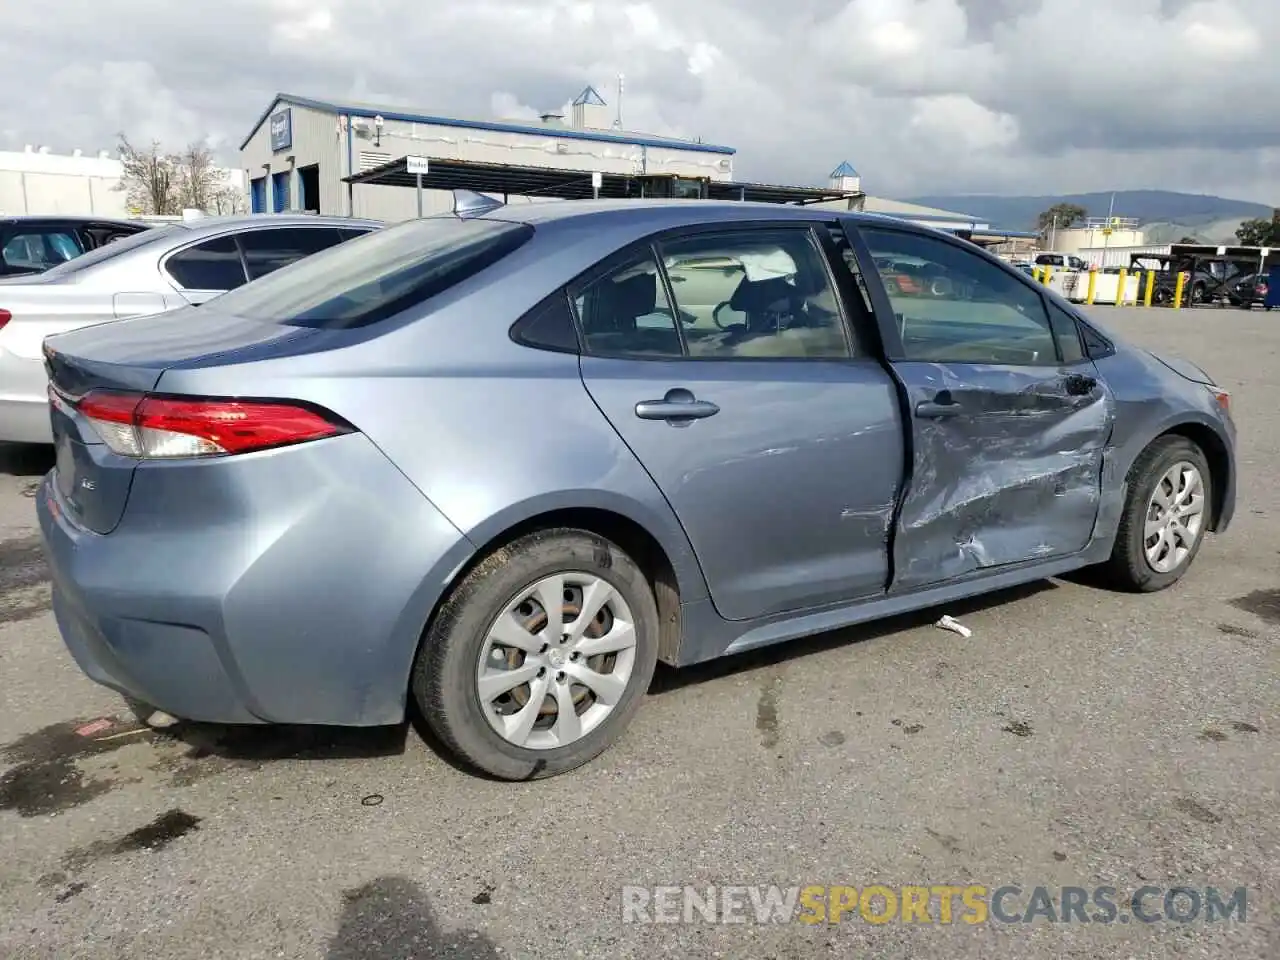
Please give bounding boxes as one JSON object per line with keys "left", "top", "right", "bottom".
{"left": 901, "top": 190, "right": 1275, "bottom": 243}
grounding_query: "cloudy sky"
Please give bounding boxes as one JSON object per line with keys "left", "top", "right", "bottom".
{"left": 1, "top": 0, "right": 1276, "bottom": 202}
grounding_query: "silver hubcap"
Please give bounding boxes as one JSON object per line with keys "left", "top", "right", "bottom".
{"left": 1144, "top": 461, "right": 1205, "bottom": 574}
{"left": 476, "top": 573, "right": 637, "bottom": 750}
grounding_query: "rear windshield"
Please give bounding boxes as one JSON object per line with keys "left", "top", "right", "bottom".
{"left": 207, "top": 217, "right": 535, "bottom": 329}
{"left": 39, "top": 223, "right": 182, "bottom": 277}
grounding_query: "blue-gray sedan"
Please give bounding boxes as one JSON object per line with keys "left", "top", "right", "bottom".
{"left": 37, "top": 198, "right": 1236, "bottom": 780}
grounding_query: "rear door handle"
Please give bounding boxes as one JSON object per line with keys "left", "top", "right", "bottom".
{"left": 635, "top": 388, "right": 720, "bottom": 422}
{"left": 914, "top": 390, "right": 962, "bottom": 418}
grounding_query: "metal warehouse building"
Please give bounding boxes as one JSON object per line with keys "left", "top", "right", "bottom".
{"left": 238, "top": 87, "right": 743, "bottom": 221}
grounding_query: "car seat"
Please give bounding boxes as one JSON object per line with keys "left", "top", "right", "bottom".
{"left": 581, "top": 271, "right": 682, "bottom": 355}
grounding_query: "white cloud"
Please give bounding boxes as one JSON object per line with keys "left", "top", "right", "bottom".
{"left": 0, "top": 0, "right": 1277, "bottom": 203}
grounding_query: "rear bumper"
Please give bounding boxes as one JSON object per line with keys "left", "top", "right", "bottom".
{"left": 37, "top": 433, "right": 475, "bottom": 726}
{"left": 0, "top": 349, "right": 52, "bottom": 443}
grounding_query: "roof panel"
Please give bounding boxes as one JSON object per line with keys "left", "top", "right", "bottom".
{"left": 241, "top": 93, "right": 735, "bottom": 155}
{"left": 342, "top": 156, "right": 858, "bottom": 206}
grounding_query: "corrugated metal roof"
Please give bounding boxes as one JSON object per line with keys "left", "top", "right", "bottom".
{"left": 240, "top": 93, "right": 736, "bottom": 156}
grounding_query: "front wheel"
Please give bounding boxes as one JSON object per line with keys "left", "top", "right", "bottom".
{"left": 1099, "top": 436, "right": 1212, "bottom": 592}
{"left": 413, "top": 529, "right": 660, "bottom": 780}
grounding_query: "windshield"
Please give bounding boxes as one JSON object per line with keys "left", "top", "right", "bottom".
{"left": 40, "top": 223, "right": 186, "bottom": 278}
{"left": 207, "top": 216, "right": 535, "bottom": 329}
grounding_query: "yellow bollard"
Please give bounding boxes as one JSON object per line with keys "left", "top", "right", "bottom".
{"left": 1086, "top": 269, "right": 1098, "bottom": 305}
{"left": 1032, "top": 266, "right": 1042, "bottom": 284}
{"left": 1143, "top": 270, "right": 1155, "bottom": 307}
{"left": 1173, "top": 271, "right": 1187, "bottom": 309}
{"left": 1042, "top": 265, "right": 1053, "bottom": 287}
{"left": 1116, "top": 268, "right": 1128, "bottom": 306}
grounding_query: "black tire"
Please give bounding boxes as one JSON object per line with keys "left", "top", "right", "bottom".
{"left": 1099, "top": 436, "right": 1212, "bottom": 592}
{"left": 412, "top": 528, "right": 660, "bottom": 780}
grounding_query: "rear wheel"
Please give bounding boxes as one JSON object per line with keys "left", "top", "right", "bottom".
{"left": 413, "top": 529, "right": 659, "bottom": 780}
{"left": 1100, "top": 436, "right": 1211, "bottom": 592}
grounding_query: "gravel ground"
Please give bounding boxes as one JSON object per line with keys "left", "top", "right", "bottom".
{"left": 0, "top": 306, "right": 1276, "bottom": 959}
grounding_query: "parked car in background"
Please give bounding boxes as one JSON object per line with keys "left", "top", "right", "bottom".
{"left": 1033, "top": 251, "right": 1087, "bottom": 271}
{"left": 1225, "top": 271, "right": 1272, "bottom": 310}
{"left": 37, "top": 198, "right": 1236, "bottom": 780}
{"left": 0, "top": 214, "right": 380, "bottom": 443}
{"left": 1129, "top": 255, "right": 1244, "bottom": 306}
{"left": 1, "top": 216, "right": 151, "bottom": 278}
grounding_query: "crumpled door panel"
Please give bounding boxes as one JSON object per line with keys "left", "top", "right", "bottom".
{"left": 891, "top": 361, "right": 1116, "bottom": 591}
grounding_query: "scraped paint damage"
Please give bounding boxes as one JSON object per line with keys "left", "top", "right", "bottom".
{"left": 895, "top": 368, "right": 1116, "bottom": 589}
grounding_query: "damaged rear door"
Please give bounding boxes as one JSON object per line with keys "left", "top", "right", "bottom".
{"left": 845, "top": 224, "right": 1115, "bottom": 591}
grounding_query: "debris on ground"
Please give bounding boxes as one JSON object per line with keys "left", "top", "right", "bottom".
{"left": 144, "top": 710, "right": 180, "bottom": 729}
{"left": 935, "top": 615, "right": 972, "bottom": 638}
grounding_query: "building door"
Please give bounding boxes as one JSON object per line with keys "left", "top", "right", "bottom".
{"left": 271, "top": 171, "right": 291, "bottom": 212}
{"left": 250, "top": 177, "right": 267, "bottom": 213}
{"left": 297, "top": 165, "right": 320, "bottom": 213}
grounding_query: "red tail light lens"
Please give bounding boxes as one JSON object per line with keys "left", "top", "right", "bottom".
{"left": 0, "top": 309, "right": 11, "bottom": 332}
{"left": 71, "top": 390, "right": 350, "bottom": 459}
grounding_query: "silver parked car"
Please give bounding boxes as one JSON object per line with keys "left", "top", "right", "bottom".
{"left": 37, "top": 198, "right": 1235, "bottom": 780}
{"left": 0, "top": 214, "right": 379, "bottom": 443}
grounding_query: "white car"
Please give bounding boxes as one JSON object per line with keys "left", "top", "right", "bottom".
{"left": 0, "top": 214, "right": 379, "bottom": 444}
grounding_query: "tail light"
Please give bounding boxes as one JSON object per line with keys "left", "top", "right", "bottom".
{"left": 1258, "top": 282, "right": 1269, "bottom": 296}
{"left": 60, "top": 388, "right": 351, "bottom": 458}
{"left": 0, "top": 309, "right": 10, "bottom": 332}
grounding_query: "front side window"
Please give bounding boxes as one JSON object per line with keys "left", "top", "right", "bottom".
{"left": 573, "top": 252, "right": 683, "bottom": 359}
{"left": 165, "top": 235, "right": 247, "bottom": 291}
{"left": 860, "top": 228, "right": 1058, "bottom": 365}
{"left": 659, "top": 228, "right": 851, "bottom": 359}
{"left": 205, "top": 217, "right": 531, "bottom": 328}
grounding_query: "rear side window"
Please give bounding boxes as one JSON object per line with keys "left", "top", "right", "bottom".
{"left": 207, "top": 218, "right": 534, "bottom": 328}
{"left": 41, "top": 224, "right": 185, "bottom": 278}
{"left": 165, "top": 235, "right": 248, "bottom": 291}
{"left": 238, "top": 227, "right": 346, "bottom": 280}
{"left": 2, "top": 229, "right": 84, "bottom": 271}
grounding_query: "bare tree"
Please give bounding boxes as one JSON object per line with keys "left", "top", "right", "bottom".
{"left": 115, "top": 134, "right": 180, "bottom": 215}
{"left": 209, "top": 184, "right": 248, "bottom": 215}
{"left": 175, "top": 142, "right": 227, "bottom": 211}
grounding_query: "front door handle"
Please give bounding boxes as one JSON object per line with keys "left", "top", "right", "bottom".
{"left": 914, "top": 390, "right": 962, "bottom": 418}
{"left": 635, "top": 388, "right": 720, "bottom": 422}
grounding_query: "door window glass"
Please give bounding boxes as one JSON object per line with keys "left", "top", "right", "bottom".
{"left": 238, "top": 227, "right": 345, "bottom": 280}
{"left": 861, "top": 228, "right": 1059, "bottom": 365}
{"left": 573, "top": 252, "right": 683, "bottom": 358}
{"left": 1048, "top": 302, "right": 1085, "bottom": 363}
{"left": 165, "top": 235, "right": 247, "bottom": 291}
{"left": 659, "top": 229, "right": 850, "bottom": 359}
{"left": 1, "top": 230, "right": 84, "bottom": 270}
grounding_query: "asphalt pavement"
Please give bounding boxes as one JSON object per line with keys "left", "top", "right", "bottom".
{"left": 0, "top": 306, "right": 1276, "bottom": 959}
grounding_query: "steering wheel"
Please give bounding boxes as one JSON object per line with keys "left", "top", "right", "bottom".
{"left": 712, "top": 300, "right": 737, "bottom": 330}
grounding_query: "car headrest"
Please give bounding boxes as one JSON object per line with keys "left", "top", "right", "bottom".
{"left": 729, "top": 275, "right": 796, "bottom": 313}
{"left": 587, "top": 271, "right": 657, "bottom": 333}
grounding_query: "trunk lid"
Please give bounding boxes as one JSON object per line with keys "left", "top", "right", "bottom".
{"left": 45, "top": 303, "right": 327, "bottom": 534}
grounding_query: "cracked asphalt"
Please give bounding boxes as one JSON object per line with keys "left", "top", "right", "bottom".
{"left": 0, "top": 307, "right": 1276, "bottom": 959}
